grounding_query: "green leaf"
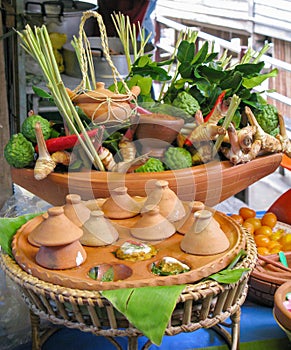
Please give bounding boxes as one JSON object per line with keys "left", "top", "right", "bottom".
{"left": 136, "top": 55, "right": 152, "bottom": 68}
{"left": 220, "top": 71, "right": 243, "bottom": 92}
{"left": 32, "top": 86, "right": 52, "bottom": 99}
{"left": 208, "top": 268, "right": 250, "bottom": 284}
{"left": 205, "top": 51, "right": 219, "bottom": 63}
{"left": 178, "top": 62, "right": 193, "bottom": 78}
{"left": 102, "top": 284, "right": 185, "bottom": 345}
{"left": 198, "top": 65, "right": 227, "bottom": 83}
{"left": 191, "top": 41, "right": 208, "bottom": 65}
{"left": 0, "top": 213, "right": 42, "bottom": 257}
{"left": 131, "top": 65, "right": 171, "bottom": 81}
{"left": 177, "top": 40, "right": 195, "bottom": 63}
{"left": 234, "top": 62, "right": 265, "bottom": 76}
{"left": 242, "top": 68, "right": 278, "bottom": 89}
{"left": 126, "top": 74, "right": 153, "bottom": 95}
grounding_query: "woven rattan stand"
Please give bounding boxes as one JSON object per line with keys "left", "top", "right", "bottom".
{"left": 0, "top": 229, "right": 257, "bottom": 350}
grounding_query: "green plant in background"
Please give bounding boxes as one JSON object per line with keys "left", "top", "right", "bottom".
{"left": 158, "top": 40, "right": 277, "bottom": 118}
{"left": 112, "top": 20, "right": 277, "bottom": 126}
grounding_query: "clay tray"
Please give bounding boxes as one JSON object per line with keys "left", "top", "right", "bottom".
{"left": 12, "top": 204, "right": 246, "bottom": 291}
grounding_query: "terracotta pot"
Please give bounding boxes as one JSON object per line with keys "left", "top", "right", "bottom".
{"left": 142, "top": 179, "right": 186, "bottom": 222}
{"left": 29, "top": 207, "right": 83, "bottom": 246}
{"left": 67, "top": 82, "right": 140, "bottom": 124}
{"left": 36, "top": 240, "right": 87, "bottom": 270}
{"left": 180, "top": 209, "right": 230, "bottom": 255}
{"left": 176, "top": 201, "right": 205, "bottom": 234}
{"left": 248, "top": 251, "right": 291, "bottom": 307}
{"left": 29, "top": 206, "right": 87, "bottom": 269}
{"left": 63, "top": 194, "right": 91, "bottom": 227}
{"left": 130, "top": 205, "right": 176, "bottom": 241}
{"left": 273, "top": 281, "right": 291, "bottom": 333}
{"left": 81, "top": 210, "right": 119, "bottom": 246}
{"left": 135, "top": 113, "right": 184, "bottom": 157}
{"left": 10, "top": 153, "right": 283, "bottom": 207}
{"left": 101, "top": 186, "right": 142, "bottom": 219}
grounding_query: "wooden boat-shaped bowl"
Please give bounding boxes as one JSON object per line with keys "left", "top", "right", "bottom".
{"left": 11, "top": 153, "right": 282, "bottom": 206}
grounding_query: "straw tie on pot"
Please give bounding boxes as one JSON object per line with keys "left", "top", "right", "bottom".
{"left": 70, "top": 11, "right": 139, "bottom": 124}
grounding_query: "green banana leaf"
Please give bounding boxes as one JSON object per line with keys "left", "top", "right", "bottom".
{"left": 102, "top": 284, "right": 185, "bottom": 345}
{"left": 0, "top": 213, "right": 41, "bottom": 257}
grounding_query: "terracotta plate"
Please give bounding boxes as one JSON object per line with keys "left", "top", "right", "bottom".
{"left": 12, "top": 206, "right": 246, "bottom": 291}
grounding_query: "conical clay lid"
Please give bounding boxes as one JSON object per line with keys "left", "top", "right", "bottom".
{"left": 176, "top": 201, "right": 205, "bottom": 234}
{"left": 80, "top": 210, "right": 119, "bottom": 246}
{"left": 101, "top": 187, "right": 142, "bottom": 219}
{"left": 131, "top": 205, "right": 176, "bottom": 241}
{"left": 180, "top": 210, "right": 230, "bottom": 255}
{"left": 30, "top": 206, "right": 83, "bottom": 247}
{"left": 63, "top": 194, "right": 91, "bottom": 227}
{"left": 142, "top": 180, "right": 186, "bottom": 222}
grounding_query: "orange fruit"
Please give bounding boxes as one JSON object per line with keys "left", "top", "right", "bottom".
{"left": 280, "top": 233, "right": 291, "bottom": 251}
{"left": 254, "top": 234, "right": 271, "bottom": 248}
{"left": 254, "top": 225, "right": 273, "bottom": 236}
{"left": 242, "top": 221, "right": 255, "bottom": 235}
{"left": 270, "top": 231, "right": 283, "bottom": 241}
{"left": 257, "top": 247, "right": 270, "bottom": 256}
{"left": 244, "top": 217, "right": 262, "bottom": 231}
{"left": 230, "top": 214, "right": 244, "bottom": 225}
{"left": 261, "top": 212, "right": 277, "bottom": 229}
{"left": 268, "top": 241, "right": 282, "bottom": 253}
{"left": 239, "top": 207, "right": 256, "bottom": 220}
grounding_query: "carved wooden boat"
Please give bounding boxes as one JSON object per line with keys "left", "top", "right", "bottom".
{"left": 10, "top": 153, "right": 282, "bottom": 206}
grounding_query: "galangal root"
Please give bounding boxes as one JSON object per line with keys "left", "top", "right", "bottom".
{"left": 96, "top": 119, "right": 149, "bottom": 173}
{"left": 221, "top": 106, "right": 291, "bottom": 164}
{"left": 34, "top": 122, "right": 56, "bottom": 180}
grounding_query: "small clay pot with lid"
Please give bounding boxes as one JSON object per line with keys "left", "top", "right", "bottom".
{"left": 63, "top": 194, "right": 91, "bottom": 227}
{"left": 30, "top": 206, "right": 87, "bottom": 269}
{"left": 176, "top": 201, "right": 205, "bottom": 234}
{"left": 101, "top": 186, "right": 142, "bottom": 219}
{"left": 130, "top": 205, "right": 176, "bottom": 241}
{"left": 68, "top": 82, "right": 140, "bottom": 124}
{"left": 80, "top": 210, "right": 119, "bottom": 246}
{"left": 142, "top": 180, "right": 186, "bottom": 222}
{"left": 180, "top": 209, "right": 230, "bottom": 255}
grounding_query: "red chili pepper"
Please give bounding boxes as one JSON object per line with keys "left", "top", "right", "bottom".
{"left": 204, "top": 90, "right": 226, "bottom": 122}
{"left": 35, "top": 128, "right": 100, "bottom": 153}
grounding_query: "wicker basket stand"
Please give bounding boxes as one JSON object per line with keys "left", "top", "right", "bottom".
{"left": 0, "top": 227, "right": 257, "bottom": 350}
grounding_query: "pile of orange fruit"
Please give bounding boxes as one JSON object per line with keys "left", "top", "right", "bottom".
{"left": 230, "top": 207, "right": 291, "bottom": 255}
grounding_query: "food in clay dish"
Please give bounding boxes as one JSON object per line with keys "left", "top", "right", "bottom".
{"left": 115, "top": 240, "right": 158, "bottom": 262}
{"left": 151, "top": 257, "right": 191, "bottom": 276}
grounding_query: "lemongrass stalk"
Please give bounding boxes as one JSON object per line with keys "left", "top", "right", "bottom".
{"left": 71, "top": 36, "right": 91, "bottom": 90}
{"left": 18, "top": 25, "right": 104, "bottom": 170}
{"left": 212, "top": 94, "right": 241, "bottom": 157}
{"left": 112, "top": 13, "right": 131, "bottom": 71}
{"left": 137, "top": 25, "right": 151, "bottom": 58}
{"left": 157, "top": 31, "right": 185, "bottom": 101}
{"left": 253, "top": 43, "right": 271, "bottom": 64}
{"left": 129, "top": 22, "right": 137, "bottom": 61}
{"left": 84, "top": 34, "right": 96, "bottom": 88}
